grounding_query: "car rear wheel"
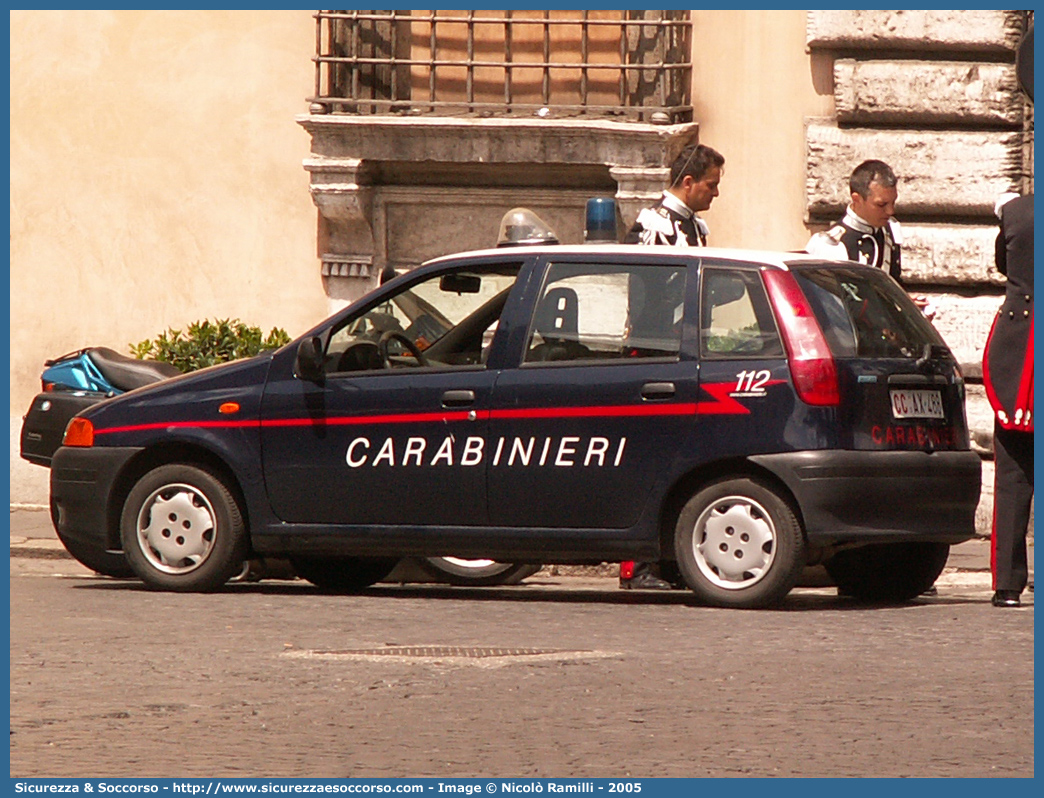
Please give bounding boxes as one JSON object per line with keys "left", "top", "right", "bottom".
{"left": 291, "top": 556, "right": 399, "bottom": 592}
{"left": 418, "top": 557, "right": 542, "bottom": 586}
{"left": 52, "top": 498, "right": 135, "bottom": 578}
{"left": 120, "top": 464, "right": 247, "bottom": 592}
{"left": 825, "top": 542, "right": 950, "bottom": 602}
{"left": 674, "top": 477, "right": 805, "bottom": 608}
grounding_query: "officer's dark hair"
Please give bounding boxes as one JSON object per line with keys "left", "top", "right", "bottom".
{"left": 849, "top": 160, "right": 897, "bottom": 198}
{"left": 669, "top": 144, "right": 725, "bottom": 186}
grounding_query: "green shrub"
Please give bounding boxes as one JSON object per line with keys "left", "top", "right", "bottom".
{"left": 130, "top": 318, "right": 292, "bottom": 373}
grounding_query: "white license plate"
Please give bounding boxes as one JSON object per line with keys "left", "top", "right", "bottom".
{"left": 890, "top": 389, "right": 944, "bottom": 419}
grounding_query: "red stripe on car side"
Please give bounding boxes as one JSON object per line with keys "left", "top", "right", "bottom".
{"left": 92, "top": 403, "right": 699, "bottom": 435}
{"left": 696, "top": 383, "right": 751, "bottom": 415}
{"left": 95, "top": 419, "right": 260, "bottom": 435}
{"left": 693, "top": 380, "right": 785, "bottom": 415}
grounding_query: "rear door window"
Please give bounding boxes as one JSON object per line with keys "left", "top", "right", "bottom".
{"left": 523, "top": 262, "right": 686, "bottom": 364}
{"left": 792, "top": 266, "right": 945, "bottom": 358}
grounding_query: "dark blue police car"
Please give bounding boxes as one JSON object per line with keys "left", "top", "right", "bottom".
{"left": 50, "top": 245, "right": 981, "bottom": 608}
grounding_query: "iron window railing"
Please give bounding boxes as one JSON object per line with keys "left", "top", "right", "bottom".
{"left": 311, "top": 10, "right": 693, "bottom": 123}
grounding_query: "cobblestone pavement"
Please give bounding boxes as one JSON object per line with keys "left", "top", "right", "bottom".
{"left": 9, "top": 538, "right": 1034, "bottom": 779}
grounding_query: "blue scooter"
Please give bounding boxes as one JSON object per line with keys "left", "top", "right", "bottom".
{"left": 24, "top": 347, "right": 180, "bottom": 469}
{"left": 38, "top": 346, "right": 180, "bottom": 396}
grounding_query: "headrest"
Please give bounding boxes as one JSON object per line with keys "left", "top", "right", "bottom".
{"left": 534, "top": 287, "right": 579, "bottom": 337}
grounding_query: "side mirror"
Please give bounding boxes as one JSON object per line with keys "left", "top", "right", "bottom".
{"left": 294, "top": 336, "right": 324, "bottom": 382}
{"left": 440, "top": 273, "right": 481, "bottom": 294}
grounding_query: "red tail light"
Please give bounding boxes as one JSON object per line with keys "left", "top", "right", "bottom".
{"left": 763, "top": 270, "right": 840, "bottom": 407}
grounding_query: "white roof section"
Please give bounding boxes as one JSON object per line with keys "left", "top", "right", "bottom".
{"left": 425, "top": 244, "right": 838, "bottom": 270}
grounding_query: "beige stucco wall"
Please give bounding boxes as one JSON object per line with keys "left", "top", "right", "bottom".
{"left": 689, "top": 10, "right": 834, "bottom": 249}
{"left": 10, "top": 10, "right": 324, "bottom": 408}
{"left": 10, "top": 10, "right": 325, "bottom": 502}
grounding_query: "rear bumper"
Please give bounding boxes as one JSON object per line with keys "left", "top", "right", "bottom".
{"left": 20, "top": 392, "right": 106, "bottom": 467}
{"left": 50, "top": 446, "right": 143, "bottom": 552}
{"left": 750, "top": 449, "right": 982, "bottom": 547}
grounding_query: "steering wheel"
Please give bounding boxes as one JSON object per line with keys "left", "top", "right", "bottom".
{"left": 378, "top": 330, "right": 429, "bottom": 368}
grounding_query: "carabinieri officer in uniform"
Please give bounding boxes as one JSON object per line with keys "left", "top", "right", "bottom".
{"left": 808, "top": 159, "right": 936, "bottom": 317}
{"left": 983, "top": 23, "right": 1034, "bottom": 609}
{"left": 984, "top": 192, "right": 1034, "bottom": 607}
{"left": 624, "top": 143, "right": 724, "bottom": 248}
{"left": 807, "top": 159, "right": 903, "bottom": 282}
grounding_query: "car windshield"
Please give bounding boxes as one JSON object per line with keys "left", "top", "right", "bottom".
{"left": 790, "top": 265, "right": 946, "bottom": 358}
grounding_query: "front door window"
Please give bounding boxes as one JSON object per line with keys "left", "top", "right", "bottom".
{"left": 326, "top": 266, "right": 520, "bottom": 373}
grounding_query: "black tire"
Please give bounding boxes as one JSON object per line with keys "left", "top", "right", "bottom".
{"left": 674, "top": 477, "right": 805, "bottom": 609}
{"left": 120, "top": 464, "right": 248, "bottom": 592}
{"left": 52, "top": 499, "right": 135, "bottom": 578}
{"left": 417, "top": 557, "right": 542, "bottom": 586}
{"left": 291, "top": 556, "right": 399, "bottom": 592}
{"left": 825, "top": 542, "right": 950, "bottom": 602}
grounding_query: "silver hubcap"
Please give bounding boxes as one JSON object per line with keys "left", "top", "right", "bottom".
{"left": 136, "top": 483, "right": 217, "bottom": 575}
{"left": 691, "top": 495, "right": 776, "bottom": 590}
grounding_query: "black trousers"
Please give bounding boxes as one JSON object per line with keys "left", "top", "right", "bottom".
{"left": 992, "top": 424, "right": 1034, "bottom": 592}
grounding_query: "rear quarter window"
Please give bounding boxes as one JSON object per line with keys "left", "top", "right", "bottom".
{"left": 792, "top": 266, "right": 946, "bottom": 358}
{"left": 699, "top": 267, "right": 784, "bottom": 359}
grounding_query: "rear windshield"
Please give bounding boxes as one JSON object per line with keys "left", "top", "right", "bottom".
{"left": 791, "top": 266, "right": 946, "bottom": 358}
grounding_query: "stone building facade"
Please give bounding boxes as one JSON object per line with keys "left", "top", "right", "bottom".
{"left": 300, "top": 11, "right": 1033, "bottom": 366}
{"left": 300, "top": 115, "right": 698, "bottom": 312}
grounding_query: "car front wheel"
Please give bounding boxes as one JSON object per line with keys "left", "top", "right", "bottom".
{"left": 120, "top": 464, "right": 247, "bottom": 592}
{"left": 825, "top": 542, "right": 950, "bottom": 602}
{"left": 674, "top": 477, "right": 805, "bottom": 609}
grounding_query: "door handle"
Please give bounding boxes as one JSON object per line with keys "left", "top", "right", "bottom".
{"left": 442, "top": 390, "right": 476, "bottom": 408}
{"left": 641, "top": 382, "right": 676, "bottom": 400}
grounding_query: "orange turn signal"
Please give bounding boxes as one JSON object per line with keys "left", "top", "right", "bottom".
{"left": 218, "top": 402, "right": 241, "bottom": 415}
{"left": 63, "top": 417, "right": 95, "bottom": 448}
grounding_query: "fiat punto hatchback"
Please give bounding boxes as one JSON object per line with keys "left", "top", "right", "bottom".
{"left": 50, "top": 246, "right": 981, "bottom": 608}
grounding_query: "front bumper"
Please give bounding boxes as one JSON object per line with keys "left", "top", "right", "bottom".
{"left": 50, "top": 445, "right": 143, "bottom": 552}
{"left": 750, "top": 449, "right": 982, "bottom": 547}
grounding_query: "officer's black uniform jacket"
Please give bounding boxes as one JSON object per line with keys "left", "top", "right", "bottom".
{"left": 822, "top": 209, "right": 903, "bottom": 285}
{"left": 624, "top": 192, "right": 708, "bottom": 247}
{"left": 984, "top": 194, "right": 1034, "bottom": 431}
